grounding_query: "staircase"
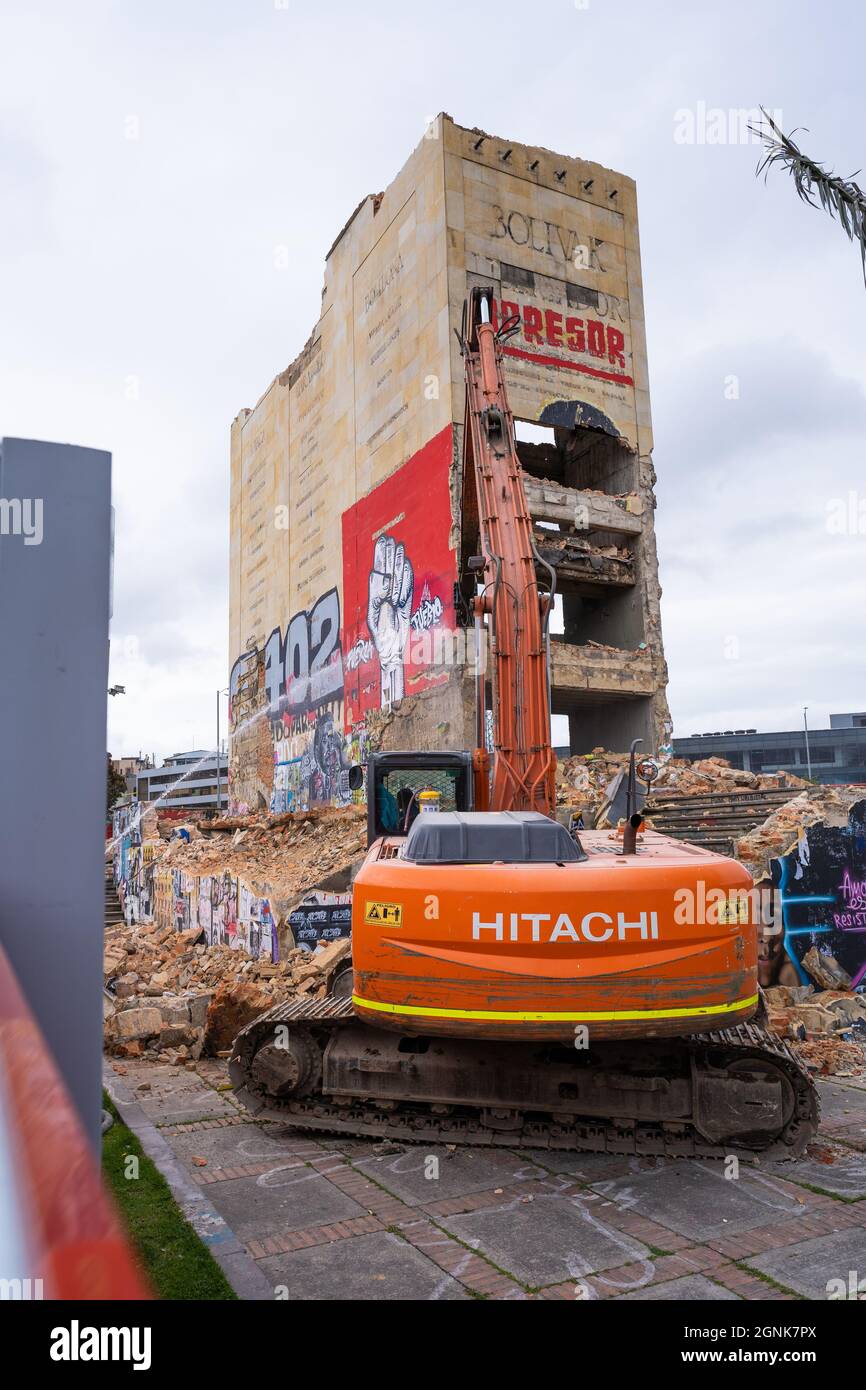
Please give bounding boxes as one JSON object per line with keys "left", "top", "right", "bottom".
{"left": 644, "top": 787, "right": 796, "bottom": 858}
{"left": 105, "top": 865, "right": 124, "bottom": 927}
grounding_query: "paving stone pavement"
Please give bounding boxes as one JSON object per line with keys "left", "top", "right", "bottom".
{"left": 109, "top": 1058, "right": 866, "bottom": 1301}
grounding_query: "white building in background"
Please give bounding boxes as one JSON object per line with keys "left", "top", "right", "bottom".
{"left": 135, "top": 749, "right": 229, "bottom": 810}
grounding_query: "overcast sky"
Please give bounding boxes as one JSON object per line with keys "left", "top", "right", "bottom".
{"left": 1, "top": 0, "right": 862, "bottom": 760}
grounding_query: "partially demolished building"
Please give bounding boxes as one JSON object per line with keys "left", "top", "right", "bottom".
{"left": 228, "top": 114, "right": 670, "bottom": 813}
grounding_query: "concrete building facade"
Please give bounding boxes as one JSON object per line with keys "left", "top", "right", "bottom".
{"left": 228, "top": 115, "right": 670, "bottom": 814}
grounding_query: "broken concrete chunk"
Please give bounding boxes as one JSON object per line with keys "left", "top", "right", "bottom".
{"left": 114, "top": 1007, "right": 163, "bottom": 1040}
{"left": 763, "top": 984, "right": 815, "bottom": 1010}
{"left": 802, "top": 946, "right": 853, "bottom": 992}
{"left": 187, "top": 993, "right": 212, "bottom": 1029}
{"left": 312, "top": 937, "right": 352, "bottom": 977}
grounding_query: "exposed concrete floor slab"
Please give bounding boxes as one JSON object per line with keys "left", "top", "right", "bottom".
{"left": 616, "top": 1274, "right": 741, "bottom": 1300}
{"left": 762, "top": 1143, "right": 866, "bottom": 1199}
{"left": 438, "top": 1191, "right": 652, "bottom": 1286}
{"left": 258, "top": 1231, "right": 469, "bottom": 1301}
{"left": 748, "top": 1229, "right": 866, "bottom": 1299}
{"left": 350, "top": 1145, "right": 548, "bottom": 1206}
{"left": 204, "top": 1171, "right": 367, "bottom": 1243}
{"left": 590, "top": 1160, "right": 808, "bottom": 1242}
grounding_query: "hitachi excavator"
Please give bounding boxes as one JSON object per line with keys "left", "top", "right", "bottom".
{"left": 230, "top": 288, "right": 818, "bottom": 1159}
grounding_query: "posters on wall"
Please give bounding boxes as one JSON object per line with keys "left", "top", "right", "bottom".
{"left": 288, "top": 891, "right": 353, "bottom": 952}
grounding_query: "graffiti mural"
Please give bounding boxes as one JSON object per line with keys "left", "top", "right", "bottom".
{"left": 227, "top": 642, "right": 273, "bottom": 813}
{"left": 771, "top": 800, "right": 866, "bottom": 990}
{"left": 111, "top": 802, "right": 159, "bottom": 923}
{"left": 288, "top": 890, "right": 353, "bottom": 951}
{"left": 341, "top": 425, "right": 456, "bottom": 727}
{"left": 228, "top": 589, "right": 349, "bottom": 814}
{"left": 271, "top": 708, "right": 353, "bottom": 814}
{"left": 154, "top": 866, "right": 173, "bottom": 928}
{"left": 228, "top": 427, "right": 457, "bottom": 811}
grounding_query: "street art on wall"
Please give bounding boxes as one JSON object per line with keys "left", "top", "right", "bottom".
{"left": 112, "top": 832, "right": 278, "bottom": 963}
{"left": 288, "top": 890, "right": 352, "bottom": 951}
{"left": 271, "top": 707, "right": 354, "bottom": 814}
{"left": 228, "top": 590, "right": 353, "bottom": 815}
{"left": 227, "top": 425, "right": 457, "bottom": 812}
{"left": 263, "top": 588, "right": 344, "bottom": 717}
{"left": 112, "top": 801, "right": 157, "bottom": 924}
{"left": 770, "top": 800, "right": 866, "bottom": 990}
{"left": 341, "top": 425, "right": 456, "bottom": 727}
{"left": 154, "top": 865, "right": 173, "bottom": 929}
{"left": 227, "top": 641, "right": 276, "bottom": 813}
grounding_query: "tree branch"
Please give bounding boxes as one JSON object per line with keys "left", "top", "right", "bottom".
{"left": 751, "top": 108, "right": 866, "bottom": 285}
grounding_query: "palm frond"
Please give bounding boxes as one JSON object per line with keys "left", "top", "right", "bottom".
{"left": 750, "top": 108, "right": 866, "bottom": 285}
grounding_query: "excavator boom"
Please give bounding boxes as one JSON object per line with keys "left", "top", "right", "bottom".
{"left": 462, "top": 288, "right": 556, "bottom": 817}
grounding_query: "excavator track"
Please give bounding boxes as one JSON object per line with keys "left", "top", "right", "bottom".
{"left": 229, "top": 996, "right": 819, "bottom": 1162}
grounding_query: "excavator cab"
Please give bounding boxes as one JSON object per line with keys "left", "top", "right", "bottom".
{"left": 364, "top": 750, "right": 474, "bottom": 845}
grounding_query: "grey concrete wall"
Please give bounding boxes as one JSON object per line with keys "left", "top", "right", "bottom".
{"left": 0, "top": 437, "right": 111, "bottom": 1152}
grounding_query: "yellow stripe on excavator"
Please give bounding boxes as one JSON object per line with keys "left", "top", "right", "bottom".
{"left": 351, "top": 993, "right": 759, "bottom": 1023}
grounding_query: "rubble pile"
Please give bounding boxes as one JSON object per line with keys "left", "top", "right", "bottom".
{"left": 652, "top": 755, "right": 807, "bottom": 796}
{"left": 555, "top": 748, "right": 631, "bottom": 810}
{"left": 735, "top": 784, "right": 863, "bottom": 879}
{"left": 103, "top": 916, "right": 351, "bottom": 1064}
{"left": 554, "top": 749, "right": 806, "bottom": 814}
{"left": 159, "top": 803, "right": 368, "bottom": 901}
{"left": 104, "top": 802, "right": 367, "bottom": 1065}
{"left": 764, "top": 948, "right": 866, "bottom": 1076}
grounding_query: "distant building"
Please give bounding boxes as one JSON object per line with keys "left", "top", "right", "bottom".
{"left": 112, "top": 754, "right": 153, "bottom": 795}
{"left": 135, "top": 750, "right": 229, "bottom": 810}
{"left": 673, "top": 713, "right": 866, "bottom": 786}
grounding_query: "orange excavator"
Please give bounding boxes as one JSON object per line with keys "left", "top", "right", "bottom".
{"left": 230, "top": 289, "right": 817, "bottom": 1159}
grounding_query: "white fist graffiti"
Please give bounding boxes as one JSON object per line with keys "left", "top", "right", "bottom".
{"left": 367, "top": 534, "right": 414, "bottom": 706}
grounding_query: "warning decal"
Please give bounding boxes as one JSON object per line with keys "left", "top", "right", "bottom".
{"left": 364, "top": 901, "right": 403, "bottom": 927}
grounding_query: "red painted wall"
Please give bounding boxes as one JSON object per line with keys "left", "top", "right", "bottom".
{"left": 341, "top": 425, "right": 456, "bottom": 729}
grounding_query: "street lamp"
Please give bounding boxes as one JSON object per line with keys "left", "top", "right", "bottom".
{"left": 803, "top": 706, "right": 813, "bottom": 781}
{"left": 216, "top": 688, "right": 229, "bottom": 812}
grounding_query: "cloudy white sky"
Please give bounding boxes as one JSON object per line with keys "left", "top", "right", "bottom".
{"left": 1, "top": 0, "right": 862, "bottom": 760}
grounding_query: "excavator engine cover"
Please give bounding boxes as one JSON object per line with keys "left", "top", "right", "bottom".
{"left": 403, "top": 810, "right": 586, "bottom": 864}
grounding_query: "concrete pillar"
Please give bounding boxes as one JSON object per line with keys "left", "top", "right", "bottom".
{"left": 0, "top": 438, "right": 112, "bottom": 1152}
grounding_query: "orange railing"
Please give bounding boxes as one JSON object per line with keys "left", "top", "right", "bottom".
{"left": 0, "top": 943, "right": 149, "bottom": 1299}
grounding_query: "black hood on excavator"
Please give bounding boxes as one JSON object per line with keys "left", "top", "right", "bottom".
{"left": 402, "top": 810, "right": 586, "bottom": 865}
